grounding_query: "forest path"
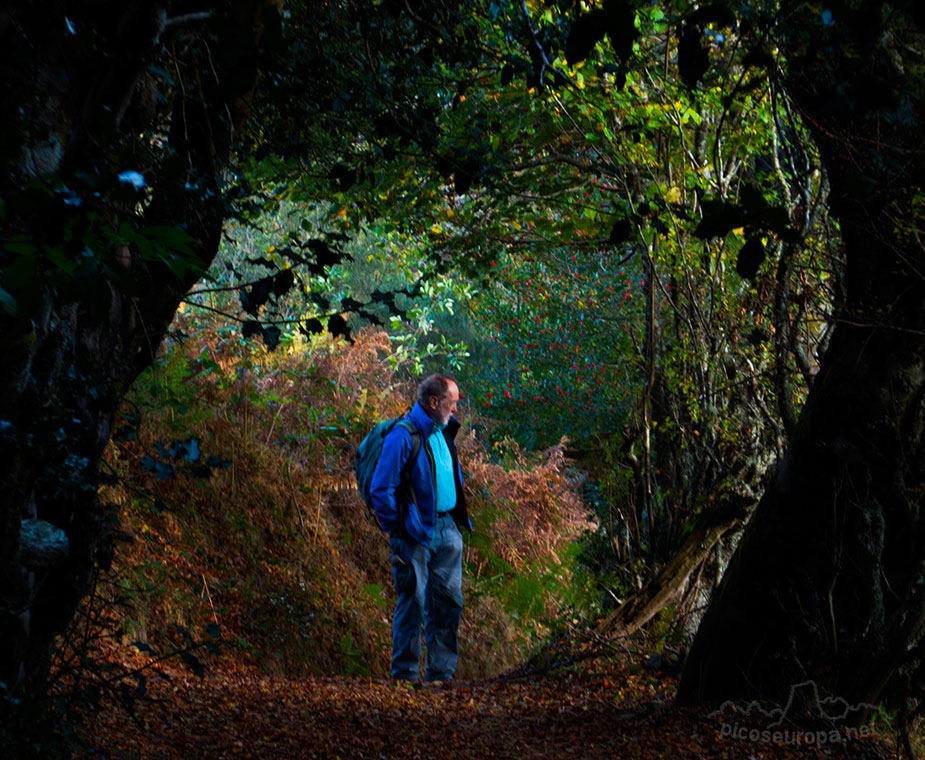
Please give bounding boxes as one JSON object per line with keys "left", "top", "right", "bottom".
{"left": 81, "top": 658, "right": 892, "bottom": 759}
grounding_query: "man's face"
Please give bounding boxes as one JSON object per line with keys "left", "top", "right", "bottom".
{"left": 429, "top": 381, "right": 459, "bottom": 427}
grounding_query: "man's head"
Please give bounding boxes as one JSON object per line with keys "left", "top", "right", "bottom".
{"left": 418, "top": 374, "right": 459, "bottom": 428}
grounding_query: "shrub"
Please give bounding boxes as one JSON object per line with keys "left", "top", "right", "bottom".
{"left": 93, "top": 319, "right": 591, "bottom": 681}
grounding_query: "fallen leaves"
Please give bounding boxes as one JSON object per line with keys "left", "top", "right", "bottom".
{"left": 79, "top": 656, "right": 892, "bottom": 760}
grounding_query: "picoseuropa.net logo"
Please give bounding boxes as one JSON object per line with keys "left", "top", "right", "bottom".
{"left": 709, "top": 680, "right": 877, "bottom": 747}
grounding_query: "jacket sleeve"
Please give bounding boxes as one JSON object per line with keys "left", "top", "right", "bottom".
{"left": 370, "top": 426, "right": 413, "bottom": 532}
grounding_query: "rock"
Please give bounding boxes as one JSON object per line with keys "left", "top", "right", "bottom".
{"left": 19, "top": 519, "right": 69, "bottom": 569}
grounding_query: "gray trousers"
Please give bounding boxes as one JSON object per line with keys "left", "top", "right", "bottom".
{"left": 389, "top": 513, "right": 463, "bottom": 681}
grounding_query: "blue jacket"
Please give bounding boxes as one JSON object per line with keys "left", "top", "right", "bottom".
{"left": 370, "top": 402, "right": 471, "bottom": 545}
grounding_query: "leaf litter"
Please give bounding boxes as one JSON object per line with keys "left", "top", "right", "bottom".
{"left": 81, "top": 652, "right": 892, "bottom": 760}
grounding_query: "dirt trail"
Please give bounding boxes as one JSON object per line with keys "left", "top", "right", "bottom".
{"left": 81, "top": 661, "right": 891, "bottom": 759}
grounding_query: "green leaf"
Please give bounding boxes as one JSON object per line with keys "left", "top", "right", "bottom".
{"left": 4, "top": 239, "right": 38, "bottom": 256}
{"left": 143, "top": 225, "right": 196, "bottom": 255}
{"left": 3, "top": 254, "right": 36, "bottom": 290}
{"left": 695, "top": 199, "right": 744, "bottom": 239}
{"left": 45, "top": 246, "right": 78, "bottom": 275}
{"left": 566, "top": 9, "right": 607, "bottom": 65}
{"left": 736, "top": 236, "right": 765, "bottom": 280}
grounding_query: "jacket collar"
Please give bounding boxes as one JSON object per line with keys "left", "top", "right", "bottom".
{"left": 409, "top": 402, "right": 460, "bottom": 440}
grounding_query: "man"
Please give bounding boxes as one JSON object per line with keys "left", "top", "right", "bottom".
{"left": 370, "top": 374, "right": 471, "bottom": 684}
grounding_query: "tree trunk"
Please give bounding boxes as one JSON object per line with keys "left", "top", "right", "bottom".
{"left": 678, "top": 316, "right": 925, "bottom": 712}
{"left": 0, "top": 1, "right": 273, "bottom": 740}
{"left": 597, "top": 495, "right": 749, "bottom": 639}
{"left": 679, "top": 2, "right": 925, "bottom": 713}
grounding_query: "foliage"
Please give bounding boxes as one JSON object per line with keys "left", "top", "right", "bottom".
{"left": 363, "top": 0, "right": 841, "bottom": 601}
{"left": 4, "top": 0, "right": 924, "bottom": 750}
{"left": 186, "top": 202, "right": 472, "bottom": 369}
{"left": 463, "top": 248, "right": 643, "bottom": 449}
{"left": 92, "top": 0, "right": 846, "bottom": 679}
{"left": 461, "top": 434, "right": 593, "bottom": 627}
{"left": 94, "top": 314, "right": 589, "bottom": 686}
{"left": 0, "top": 6, "right": 300, "bottom": 748}
{"left": 614, "top": 0, "right": 925, "bottom": 722}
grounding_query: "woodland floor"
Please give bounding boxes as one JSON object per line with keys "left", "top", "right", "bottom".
{"left": 78, "top": 651, "right": 895, "bottom": 760}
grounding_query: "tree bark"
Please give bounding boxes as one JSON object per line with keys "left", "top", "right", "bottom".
{"left": 679, "top": 317, "right": 925, "bottom": 711}
{"left": 0, "top": 0, "right": 274, "bottom": 737}
{"left": 679, "top": 2, "right": 925, "bottom": 713}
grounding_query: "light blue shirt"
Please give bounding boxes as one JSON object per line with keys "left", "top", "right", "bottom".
{"left": 429, "top": 427, "right": 456, "bottom": 514}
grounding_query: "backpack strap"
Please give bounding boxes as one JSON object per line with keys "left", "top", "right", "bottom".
{"left": 395, "top": 418, "right": 421, "bottom": 506}
{"left": 395, "top": 418, "right": 421, "bottom": 472}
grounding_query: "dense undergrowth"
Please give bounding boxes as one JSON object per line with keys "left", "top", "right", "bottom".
{"left": 88, "top": 318, "right": 593, "bottom": 685}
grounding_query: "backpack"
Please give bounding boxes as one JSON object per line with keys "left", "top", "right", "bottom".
{"left": 354, "top": 417, "right": 421, "bottom": 529}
